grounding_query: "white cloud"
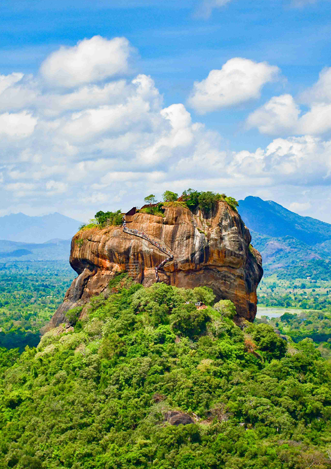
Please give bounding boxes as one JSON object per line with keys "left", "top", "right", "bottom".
{"left": 0, "top": 111, "right": 37, "bottom": 139}
{"left": 300, "top": 67, "right": 331, "bottom": 104}
{"left": 0, "top": 73, "right": 23, "bottom": 95}
{"left": 289, "top": 201, "right": 312, "bottom": 212}
{"left": 247, "top": 65, "right": 331, "bottom": 137}
{"left": 246, "top": 94, "right": 300, "bottom": 135}
{"left": 196, "top": 0, "right": 232, "bottom": 19}
{"left": 40, "top": 36, "right": 133, "bottom": 88}
{"left": 46, "top": 180, "right": 68, "bottom": 194}
{"left": 230, "top": 136, "right": 331, "bottom": 185}
{"left": 1, "top": 36, "right": 331, "bottom": 222}
{"left": 188, "top": 58, "right": 280, "bottom": 114}
{"left": 247, "top": 94, "right": 331, "bottom": 136}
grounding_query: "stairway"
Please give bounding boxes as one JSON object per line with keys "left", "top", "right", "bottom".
{"left": 123, "top": 215, "right": 174, "bottom": 282}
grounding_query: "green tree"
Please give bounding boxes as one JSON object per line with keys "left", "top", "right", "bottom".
{"left": 214, "top": 300, "right": 237, "bottom": 319}
{"left": 163, "top": 191, "right": 178, "bottom": 202}
{"left": 144, "top": 194, "right": 157, "bottom": 205}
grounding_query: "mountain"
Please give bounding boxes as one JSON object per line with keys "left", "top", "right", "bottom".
{"left": 238, "top": 196, "right": 331, "bottom": 245}
{"left": 0, "top": 212, "right": 81, "bottom": 243}
{"left": 238, "top": 196, "right": 331, "bottom": 278}
{"left": 0, "top": 239, "right": 71, "bottom": 262}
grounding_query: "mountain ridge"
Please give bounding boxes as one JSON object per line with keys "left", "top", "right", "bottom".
{"left": 238, "top": 196, "right": 331, "bottom": 277}
{"left": 0, "top": 212, "right": 81, "bottom": 243}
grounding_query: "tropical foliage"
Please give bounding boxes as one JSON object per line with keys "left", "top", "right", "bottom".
{"left": 1, "top": 279, "right": 331, "bottom": 468}
{"left": 0, "top": 262, "right": 74, "bottom": 350}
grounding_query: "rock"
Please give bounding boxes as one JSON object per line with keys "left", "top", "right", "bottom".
{"left": 164, "top": 411, "right": 195, "bottom": 426}
{"left": 49, "top": 202, "right": 263, "bottom": 329}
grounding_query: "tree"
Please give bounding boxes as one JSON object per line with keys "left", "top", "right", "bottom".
{"left": 214, "top": 300, "right": 237, "bottom": 319}
{"left": 181, "top": 189, "right": 200, "bottom": 210}
{"left": 144, "top": 194, "right": 157, "bottom": 205}
{"left": 163, "top": 191, "right": 178, "bottom": 202}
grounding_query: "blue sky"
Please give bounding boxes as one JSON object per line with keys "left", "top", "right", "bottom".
{"left": 0, "top": 0, "right": 331, "bottom": 222}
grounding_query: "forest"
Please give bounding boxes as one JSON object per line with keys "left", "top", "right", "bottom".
{"left": 0, "top": 276, "right": 331, "bottom": 468}
{"left": 0, "top": 262, "right": 75, "bottom": 350}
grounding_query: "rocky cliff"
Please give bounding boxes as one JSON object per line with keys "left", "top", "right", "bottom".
{"left": 49, "top": 202, "right": 263, "bottom": 328}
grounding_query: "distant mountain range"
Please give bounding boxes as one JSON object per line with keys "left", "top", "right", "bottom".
{"left": 0, "top": 212, "right": 81, "bottom": 243}
{"left": 0, "top": 239, "right": 71, "bottom": 263}
{"left": 238, "top": 196, "right": 331, "bottom": 278}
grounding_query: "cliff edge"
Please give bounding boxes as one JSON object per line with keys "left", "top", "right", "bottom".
{"left": 49, "top": 201, "right": 263, "bottom": 328}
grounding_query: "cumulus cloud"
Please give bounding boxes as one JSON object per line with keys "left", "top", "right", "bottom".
{"left": 1, "top": 36, "right": 331, "bottom": 221}
{"left": 300, "top": 67, "right": 331, "bottom": 104}
{"left": 188, "top": 58, "right": 280, "bottom": 114}
{"left": 247, "top": 93, "right": 331, "bottom": 137}
{"left": 0, "top": 111, "right": 37, "bottom": 139}
{"left": 247, "top": 66, "right": 331, "bottom": 136}
{"left": 195, "top": 0, "right": 232, "bottom": 19}
{"left": 40, "top": 36, "right": 133, "bottom": 88}
{"left": 246, "top": 94, "right": 300, "bottom": 135}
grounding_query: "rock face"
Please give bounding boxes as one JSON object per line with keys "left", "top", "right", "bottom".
{"left": 49, "top": 202, "right": 263, "bottom": 329}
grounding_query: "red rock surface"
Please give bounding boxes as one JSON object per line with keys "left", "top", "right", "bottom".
{"left": 49, "top": 202, "right": 262, "bottom": 329}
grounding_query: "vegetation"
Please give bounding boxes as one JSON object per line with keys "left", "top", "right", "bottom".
{"left": 140, "top": 203, "right": 165, "bottom": 218}
{"left": 0, "top": 262, "right": 75, "bottom": 350}
{"left": 258, "top": 274, "right": 331, "bottom": 310}
{"left": 144, "top": 194, "right": 157, "bottom": 205}
{"left": 1, "top": 279, "right": 331, "bottom": 468}
{"left": 140, "top": 189, "right": 239, "bottom": 215}
{"left": 80, "top": 210, "right": 123, "bottom": 231}
{"left": 258, "top": 309, "right": 331, "bottom": 358}
{"left": 162, "top": 191, "right": 179, "bottom": 202}
{"left": 181, "top": 189, "right": 238, "bottom": 214}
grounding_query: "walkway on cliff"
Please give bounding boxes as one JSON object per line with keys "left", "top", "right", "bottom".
{"left": 122, "top": 215, "right": 174, "bottom": 282}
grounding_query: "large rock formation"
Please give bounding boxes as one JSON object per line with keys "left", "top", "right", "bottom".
{"left": 49, "top": 202, "right": 263, "bottom": 328}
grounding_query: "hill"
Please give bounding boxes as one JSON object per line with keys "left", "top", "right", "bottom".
{"left": 238, "top": 196, "right": 331, "bottom": 246}
{"left": 238, "top": 197, "right": 331, "bottom": 278}
{"left": 0, "top": 239, "right": 71, "bottom": 262}
{"left": 0, "top": 212, "right": 81, "bottom": 243}
{"left": 0, "top": 279, "right": 330, "bottom": 468}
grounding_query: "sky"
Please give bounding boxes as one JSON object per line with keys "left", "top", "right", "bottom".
{"left": 1, "top": 0, "right": 331, "bottom": 222}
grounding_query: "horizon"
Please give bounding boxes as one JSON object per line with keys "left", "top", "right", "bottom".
{"left": 1, "top": 1, "right": 331, "bottom": 223}
{"left": 1, "top": 194, "right": 331, "bottom": 227}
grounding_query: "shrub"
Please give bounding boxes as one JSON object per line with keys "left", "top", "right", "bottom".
{"left": 95, "top": 210, "right": 123, "bottom": 227}
{"left": 65, "top": 306, "right": 83, "bottom": 325}
{"left": 180, "top": 189, "right": 237, "bottom": 215}
{"left": 225, "top": 196, "right": 239, "bottom": 211}
{"left": 140, "top": 203, "right": 165, "bottom": 217}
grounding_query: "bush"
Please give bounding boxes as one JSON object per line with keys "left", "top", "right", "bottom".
{"left": 140, "top": 203, "right": 165, "bottom": 217}
{"left": 180, "top": 189, "right": 237, "bottom": 214}
{"left": 65, "top": 306, "right": 83, "bottom": 325}
{"left": 95, "top": 210, "right": 123, "bottom": 227}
